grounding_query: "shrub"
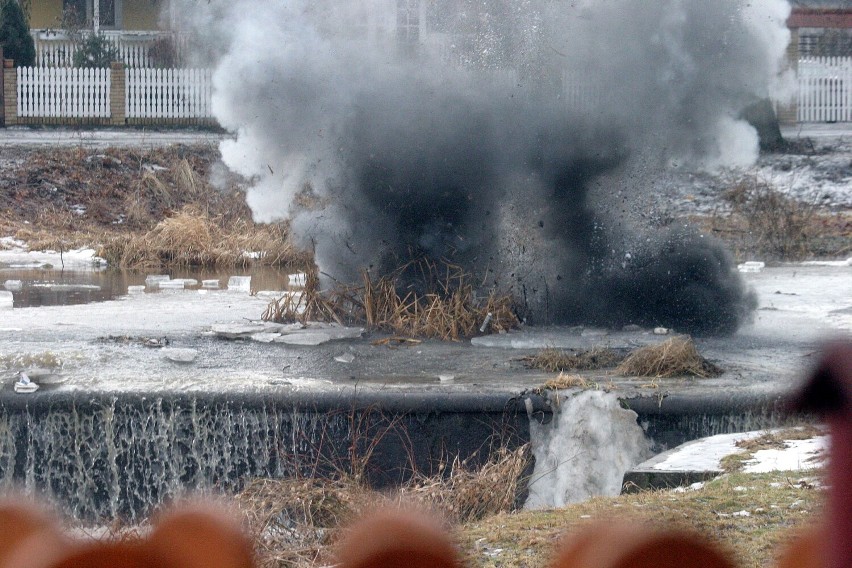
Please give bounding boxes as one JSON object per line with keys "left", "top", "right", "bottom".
{"left": 73, "top": 32, "right": 118, "bottom": 67}
{"left": 722, "top": 175, "right": 816, "bottom": 260}
{"left": 0, "top": 0, "right": 36, "bottom": 67}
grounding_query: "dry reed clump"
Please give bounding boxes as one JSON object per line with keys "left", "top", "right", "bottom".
{"left": 719, "top": 175, "right": 818, "bottom": 260}
{"left": 402, "top": 444, "right": 531, "bottom": 523}
{"left": 615, "top": 336, "right": 722, "bottom": 378}
{"left": 522, "top": 347, "right": 624, "bottom": 372}
{"left": 540, "top": 373, "right": 591, "bottom": 390}
{"left": 236, "top": 477, "right": 379, "bottom": 568}
{"left": 263, "top": 261, "right": 520, "bottom": 340}
{"left": 235, "top": 443, "right": 531, "bottom": 568}
{"left": 98, "top": 206, "right": 308, "bottom": 269}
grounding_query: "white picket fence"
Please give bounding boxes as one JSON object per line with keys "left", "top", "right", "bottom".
{"left": 17, "top": 66, "right": 110, "bottom": 118}
{"left": 125, "top": 68, "right": 213, "bottom": 119}
{"left": 798, "top": 56, "right": 852, "bottom": 123}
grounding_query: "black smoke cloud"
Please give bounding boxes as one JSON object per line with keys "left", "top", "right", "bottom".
{"left": 178, "top": 0, "right": 790, "bottom": 335}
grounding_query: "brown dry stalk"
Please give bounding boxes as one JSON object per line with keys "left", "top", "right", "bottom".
{"left": 615, "top": 336, "right": 722, "bottom": 378}
{"left": 522, "top": 347, "right": 624, "bottom": 372}
{"left": 263, "top": 261, "right": 519, "bottom": 340}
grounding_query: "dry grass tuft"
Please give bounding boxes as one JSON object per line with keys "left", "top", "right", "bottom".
{"left": 234, "top": 443, "right": 530, "bottom": 568}
{"left": 615, "top": 336, "right": 722, "bottom": 378}
{"left": 236, "top": 477, "right": 377, "bottom": 568}
{"left": 540, "top": 373, "right": 591, "bottom": 390}
{"left": 522, "top": 347, "right": 624, "bottom": 372}
{"left": 98, "top": 206, "right": 308, "bottom": 269}
{"left": 262, "top": 260, "right": 519, "bottom": 340}
{"left": 403, "top": 444, "right": 531, "bottom": 523}
{"left": 718, "top": 175, "right": 819, "bottom": 260}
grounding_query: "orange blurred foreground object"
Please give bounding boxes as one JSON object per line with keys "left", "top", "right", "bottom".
{"left": 552, "top": 520, "right": 736, "bottom": 568}
{"left": 336, "top": 509, "right": 462, "bottom": 568}
{"left": 0, "top": 501, "right": 254, "bottom": 568}
{"left": 0, "top": 500, "right": 67, "bottom": 568}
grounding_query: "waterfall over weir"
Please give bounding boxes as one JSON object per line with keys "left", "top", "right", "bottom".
{"left": 0, "top": 393, "right": 527, "bottom": 522}
{"left": 0, "top": 390, "right": 787, "bottom": 522}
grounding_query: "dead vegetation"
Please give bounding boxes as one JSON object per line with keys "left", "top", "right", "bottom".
{"left": 263, "top": 261, "right": 519, "bottom": 340}
{"left": 615, "top": 336, "right": 722, "bottom": 378}
{"left": 521, "top": 347, "right": 624, "bottom": 372}
{"left": 235, "top": 443, "right": 531, "bottom": 568}
{"left": 705, "top": 174, "right": 850, "bottom": 260}
{"left": 0, "top": 146, "right": 308, "bottom": 269}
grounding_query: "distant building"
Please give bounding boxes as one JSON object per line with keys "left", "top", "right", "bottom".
{"left": 788, "top": 1, "right": 852, "bottom": 57}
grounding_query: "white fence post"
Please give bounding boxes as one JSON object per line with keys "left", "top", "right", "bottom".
{"left": 16, "top": 65, "right": 111, "bottom": 119}
{"left": 798, "top": 56, "right": 852, "bottom": 123}
{"left": 125, "top": 67, "right": 214, "bottom": 121}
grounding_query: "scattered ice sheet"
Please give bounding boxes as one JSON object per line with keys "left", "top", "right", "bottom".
{"left": 0, "top": 244, "right": 104, "bottom": 269}
{"left": 743, "top": 437, "right": 828, "bottom": 473}
{"left": 646, "top": 429, "right": 828, "bottom": 473}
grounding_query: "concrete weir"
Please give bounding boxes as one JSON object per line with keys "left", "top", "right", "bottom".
{"left": 0, "top": 385, "right": 790, "bottom": 521}
{"left": 0, "top": 263, "right": 849, "bottom": 520}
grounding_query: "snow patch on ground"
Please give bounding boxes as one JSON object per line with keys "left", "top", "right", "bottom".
{"left": 649, "top": 428, "right": 828, "bottom": 473}
{"left": 0, "top": 240, "right": 105, "bottom": 270}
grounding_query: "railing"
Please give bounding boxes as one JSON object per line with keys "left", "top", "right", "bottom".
{"left": 798, "top": 56, "right": 852, "bottom": 123}
{"left": 31, "top": 30, "right": 192, "bottom": 68}
{"left": 126, "top": 68, "right": 213, "bottom": 119}
{"left": 17, "top": 66, "right": 110, "bottom": 118}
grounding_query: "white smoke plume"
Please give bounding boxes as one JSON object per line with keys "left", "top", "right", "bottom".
{"left": 174, "top": 0, "right": 792, "bottom": 334}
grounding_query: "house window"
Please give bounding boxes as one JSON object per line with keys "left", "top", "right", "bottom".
{"left": 397, "top": 0, "right": 420, "bottom": 45}
{"left": 63, "top": 0, "right": 86, "bottom": 26}
{"left": 98, "top": 0, "right": 117, "bottom": 27}
{"left": 800, "top": 29, "right": 852, "bottom": 57}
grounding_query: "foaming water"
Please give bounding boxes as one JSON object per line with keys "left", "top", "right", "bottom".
{"left": 525, "top": 390, "right": 653, "bottom": 508}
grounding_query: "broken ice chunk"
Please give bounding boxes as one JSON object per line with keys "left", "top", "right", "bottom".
{"left": 0, "top": 291, "right": 12, "bottom": 309}
{"left": 14, "top": 372, "right": 38, "bottom": 394}
{"left": 737, "top": 261, "right": 765, "bottom": 273}
{"left": 202, "top": 280, "right": 221, "bottom": 289}
{"left": 3, "top": 280, "right": 22, "bottom": 291}
{"left": 289, "top": 272, "right": 307, "bottom": 288}
{"left": 275, "top": 332, "right": 332, "bottom": 346}
{"left": 334, "top": 353, "right": 356, "bottom": 364}
{"left": 227, "top": 276, "right": 252, "bottom": 292}
{"left": 161, "top": 348, "right": 198, "bottom": 363}
{"left": 145, "top": 275, "right": 170, "bottom": 287}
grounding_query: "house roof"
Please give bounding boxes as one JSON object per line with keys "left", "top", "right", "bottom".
{"left": 790, "top": 340, "right": 852, "bottom": 416}
{"left": 789, "top": 8, "right": 852, "bottom": 29}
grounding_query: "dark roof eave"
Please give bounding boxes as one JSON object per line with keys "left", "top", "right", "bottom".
{"left": 789, "top": 8, "right": 852, "bottom": 29}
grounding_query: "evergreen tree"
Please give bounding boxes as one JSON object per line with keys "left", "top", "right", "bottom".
{"left": 0, "top": 0, "right": 36, "bottom": 67}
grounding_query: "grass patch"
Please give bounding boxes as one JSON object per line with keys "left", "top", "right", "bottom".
{"left": 521, "top": 347, "right": 624, "bottom": 372}
{"left": 460, "top": 470, "right": 822, "bottom": 568}
{"left": 615, "top": 336, "right": 722, "bottom": 378}
{"left": 98, "top": 206, "right": 309, "bottom": 269}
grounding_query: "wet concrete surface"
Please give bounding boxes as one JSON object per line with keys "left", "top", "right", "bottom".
{"left": 0, "top": 263, "right": 849, "bottom": 410}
